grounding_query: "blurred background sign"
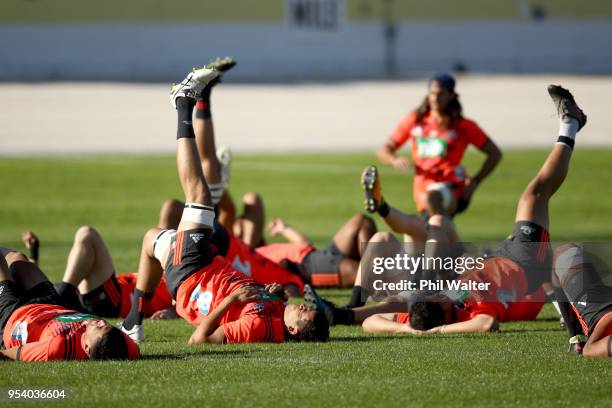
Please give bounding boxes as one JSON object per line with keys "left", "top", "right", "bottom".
{"left": 286, "top": 0, "right": 345, "bottom": 31}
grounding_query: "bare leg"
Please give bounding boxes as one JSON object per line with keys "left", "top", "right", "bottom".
{"left": 515, "top": 144, "right": 572, "bottom": 229}
{"left": 347, "top": 231, "right": 405, "bottom": 308}
{"left": 62, "top": 226, "right": 115, "bottom": 294}
{"left": 332, "top": 214, "right": 377, "bottom": 259}
{"left": 233, "top": 192, "right": 265, "bottom": 247}
{"left": 158, "top": 198, "right": 184, "bottom": 230}
{"left": 218, "top": 190, "right": 237, "bottom": 232}
{"left": 382, "top": 208, "right": 428, "bottom": 246}
{"left": 6, "top": 251, "right": 49, "bottom": 292}
{"left": 134, "top": 228, "right": 165, "bottom": 293}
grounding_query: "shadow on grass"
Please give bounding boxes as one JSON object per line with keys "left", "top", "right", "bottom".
{"left": 501, "top": 327, "right": 563, "bottom": 333}
{"left": 141, "top": 349, "right": 256, "bottom": 360}
{"left": 332, "top": 335, "right": 434, "bottom": 342}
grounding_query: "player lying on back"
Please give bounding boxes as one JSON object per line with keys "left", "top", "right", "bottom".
{"left": 256, "top": 214, "right": 377, "bottom": 288}
{"left": 119, "top": 64, "right": 329, "bottom": 344}
{"left": 553, "top": 244, "right": 612, "bottom": 357}
{"left": 20, "top": 227, "right": 175, "bottom": 319}
{"left": 358, "top": 85, "right": 586, "bottom": 335}
{"left": 0, "top": 249, "right": 139, "bottom": 361}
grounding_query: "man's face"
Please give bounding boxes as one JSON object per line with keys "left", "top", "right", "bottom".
{"left": 283, "top": 304, "right": 316, "bottom": 336}
{"left": 82, "top": 319, "right": 112, "bottom": 357}
{"left": 427, "top": 82, "right": 453, "bottom": 112}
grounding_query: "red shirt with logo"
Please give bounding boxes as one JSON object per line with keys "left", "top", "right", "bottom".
{"left": 175, "top": 256, "right": 286, "bottom": 343}
{"left": 389, "top": 112, "right": 490, "bottom": 210}
{"left": 3, "top": 304, "right": 139, "bottom": 361}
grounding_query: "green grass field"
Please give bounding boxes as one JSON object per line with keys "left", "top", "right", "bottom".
{"left": 1, "top": 0, "right": 611, "bottom": 23}
{"left": 1, "top": 150, "right": 612, "bottom": 407}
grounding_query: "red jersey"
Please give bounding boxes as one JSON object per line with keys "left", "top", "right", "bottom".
{"left": 225, "top": 233, "right": 304, "bottom": 293}
{"left": 395, "top": 257, "right": 545, "bottom": 324}
{"left": 117, "top": 273, "right": 173, "bottom": 318}
{"left": 175, "top": 256, "right": 286, "bottom": 343}
{"left": 389, "top": 112, "right": 489, "bottom": 210}
{"left": 3, "top": 304, "right": 139, "bottom": 361}
{"left": 256, "top": 243, "right": 314, "bottom": 265}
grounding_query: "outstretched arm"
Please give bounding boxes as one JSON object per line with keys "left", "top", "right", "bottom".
{"left": 362, "top": 313, "right": 423, "bottom": 335}
{"left": 268, "top": 218, "right": 311, "bottom": 246}
{"left": 429, "top": 314, "right": 498, "bottom": 334}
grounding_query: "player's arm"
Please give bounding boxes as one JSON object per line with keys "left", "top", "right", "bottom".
{"left": 430, "top": 313, "right": 498, "bottom": 334}
{"left": 188, "top": 284, "right": 259, "bottom": 345}
{"left": 362, "top": 313, "right": 424, "bottom": 335}
{"left": 463, "top": 139, "right": 502, "bottom": 200}
{"left": 268, "top": 218, "right": 311, "bottom": 246}
{"left": 0, "top": 347, "right": 20, "bottom": 360}
{"left": 377, "top": 140, "right": 409, "bottom": 172}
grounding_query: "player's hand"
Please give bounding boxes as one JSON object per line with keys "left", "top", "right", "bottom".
{"left": 268, "top": 218, "right": 287, "bottom": 237}
{"left": 22, "top": 230, "right": 39, "bottom": 249}
{"left": 149, "top": 307, "right": 179, "bottom": 320}
{"left": 391, "top": 156, "right": 410, "bottom": 173}
{"left": 265, "top": 283, "right": 284, "bottom": 295}
{"left": 462, "top": 177, "right": 480, "bottom": 201}
{"left": 231, "top": 285, "right": 259, "bottom": 304}
{"left": 399, "top": 324, "right": 425, "bottom": 335}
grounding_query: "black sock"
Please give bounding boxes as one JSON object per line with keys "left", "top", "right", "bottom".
{"left": 557, "top": 136, "right": 575, "bottom": 150}
{"left": 378, "top": 201, "right": 390, "bottom": 218}
{"left": 123, "top": 289, "right": 153, "bottom": 329}
{"left": 57, "top": 282, "right": 77, "bottom": 297}
{"left": 195, "top": 85, "right": 213, "bottom": 118}
{"left": 346, "top": 286, "right": 368, "bottom": 308}
{"left": 333, "top": 307, "right": 355, "bottom": 325}
{"left": 176, "top": 97, "right": 195, "bottom": 139}
{"left": 56, "top": 282, "right": 81, "bottom": 309}
{"left": 553, "top": 287, "right": 582, "bottom": 338}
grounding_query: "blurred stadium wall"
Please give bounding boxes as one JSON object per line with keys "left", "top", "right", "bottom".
{"left": 1, "top": 0, "right": 611, "bottom": 81}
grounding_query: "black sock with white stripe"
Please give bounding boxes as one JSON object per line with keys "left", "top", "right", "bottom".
{"left": 123, "top": 289, "right": 153, "bottom": 330}
{"left": 176, "top": 97, "right": 195, "bottom": 139}
{"left": 556, "top": 116, "right": 579, "bottom": 150}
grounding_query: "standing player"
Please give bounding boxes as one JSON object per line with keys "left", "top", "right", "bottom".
{"left": 0, "top": 250, "right": 139, "bottom": 361}
{"left": 361, "top": 84, "right": 586, "bottom": 335}
{"left": 377, "top": 74, "right": 502, "bottom": 216}
{"left": 256, "top": 214, "right": 377, "bottom": 288}
{"left": 120, "top": 65, "right": 328, "bottom": 344}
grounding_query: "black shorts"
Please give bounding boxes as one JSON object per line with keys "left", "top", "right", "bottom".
{"left": 164, "top": 228, "right": 215, "bottom": 298}
{"left": 79, "top": 274, "right": 122, "bottom": 318}
{"left": 301, "top": 242, "right": 344, "bottom": 278}
{"left": 0, "top": 280, "right": 61, "bottom": 348}
{"left": 495, "top": 221, "right": 552, "bottom": 293}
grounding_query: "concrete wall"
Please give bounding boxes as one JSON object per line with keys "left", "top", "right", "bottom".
{"left": 1, "top": 20, "right": 611, "bottom": 81}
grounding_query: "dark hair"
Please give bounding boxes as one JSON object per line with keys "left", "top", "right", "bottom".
{"left": 90, "top": 327, "right": 129, "bottom": 360}
{"left": 409, "top": 301, "right": 446, "bottom": 330}
{"left": 300, "top": 311, "right": 330, "bottom": 342}
{"left": 415, "top": 92, "right": 463, "bottom": 125}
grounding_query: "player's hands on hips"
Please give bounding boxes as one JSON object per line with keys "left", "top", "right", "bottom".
{"left": 391, "top": 156, "right": 410, "bottom": 172}
{"left": 462, "top": 176, "right": 480, "bottom": 201}
{"left": 231, "top": 284, "right": 259, "bottom": 304}
{"left": 268, "top": 218, "right": 287, "bottom": 237}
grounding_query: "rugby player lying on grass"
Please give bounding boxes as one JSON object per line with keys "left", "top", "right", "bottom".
{"left": 330, "top": 166, "right": 464, "bottom": 310}
{"left": 32, "top": 226, "right": 176, "bottom": 320}
{"left": 255, "top": 214, "right": 377, "bottom": 289}
{"left": 0, "top": 249, "right": 139, "bottom": 361}
{"left": 358, "top": 85, "right": 586, "bottom": 335}
{"left": 552, "top": 244, "right": 612, "bottom": 358}
{"left": 120, "top": 64, "right": 329, "bottom": 344}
